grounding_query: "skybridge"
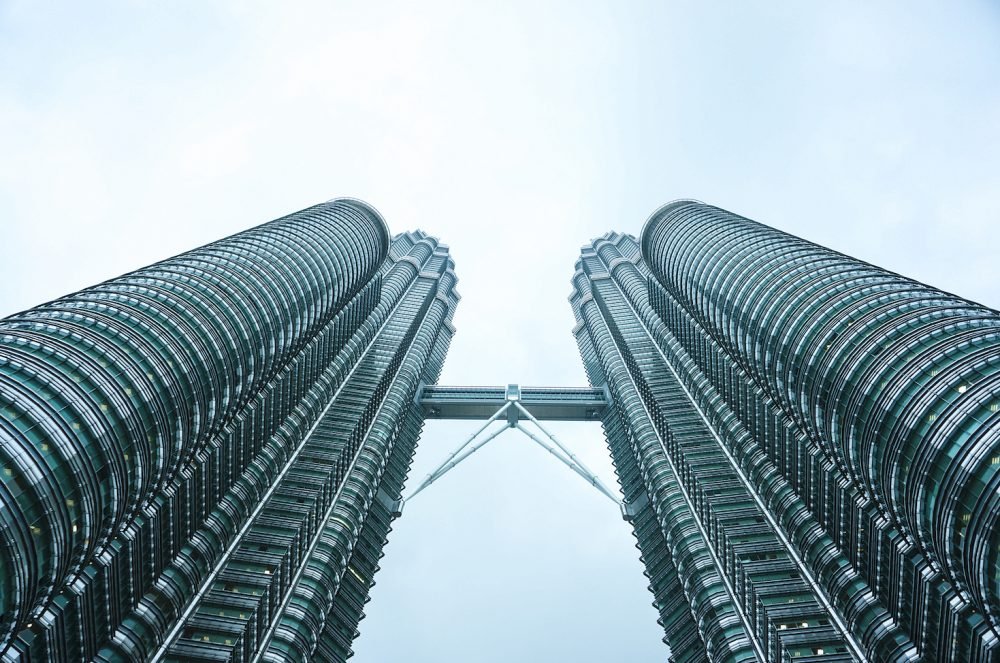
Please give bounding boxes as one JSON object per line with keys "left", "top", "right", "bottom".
{"left": 418, "top": 384, "right": 609, "bottom": 422}
{"left": 402, "top": 383, "right": 623, "bottom": 515}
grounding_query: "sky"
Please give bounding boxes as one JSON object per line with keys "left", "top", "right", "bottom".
{"left": 2, "top": 1, "right": 999, "bottom": 661}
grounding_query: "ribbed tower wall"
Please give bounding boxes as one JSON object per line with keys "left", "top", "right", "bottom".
{"left": 572, "top": 232, "right": 869, "bottom": 662}
{"left": 643, "top": 201, "right": 1000, "bottom": 660}
{"left": 0, "top": 199, "right": 458, "bottom": 662}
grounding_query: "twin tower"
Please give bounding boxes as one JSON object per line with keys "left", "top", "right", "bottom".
{"left": 1, "top": 199, "right": 999, "bottom": 662}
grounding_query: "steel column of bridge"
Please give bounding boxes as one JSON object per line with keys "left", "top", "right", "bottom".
{"left": 404, "top": 384, "right": 619, "bottom": 507}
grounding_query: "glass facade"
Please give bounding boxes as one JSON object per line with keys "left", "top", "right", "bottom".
{"left": 0, "top": 200, "right": 459, "bottom": 662}
{"left": 572, "top": 201, "right": 1000, "bottom": 661}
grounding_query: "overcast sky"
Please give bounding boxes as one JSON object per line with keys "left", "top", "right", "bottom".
{"left": 2, "top": 2, "right": 999, "bottom": 661}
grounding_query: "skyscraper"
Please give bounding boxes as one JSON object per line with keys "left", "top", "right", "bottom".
{"left": 0, "top": 199, "right": 459, "bottom": 661}
{"left": 572, "top": 201, "right": 1000, "bottom": 662}
{"left": 4, "top": 195, "right": 1000, "bottom": 663}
